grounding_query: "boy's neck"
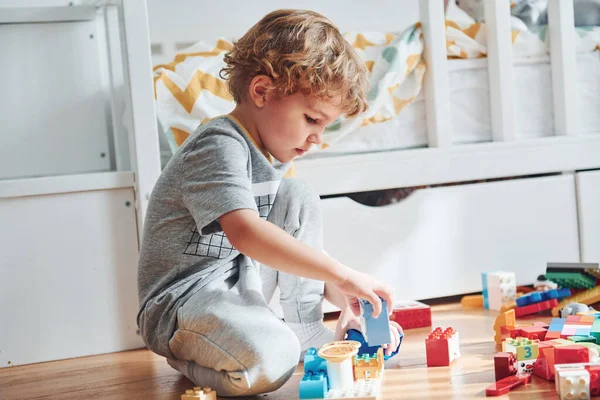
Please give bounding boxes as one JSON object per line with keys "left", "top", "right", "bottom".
{"left": 228, "top": 105, "right": 264, "bottom": 151}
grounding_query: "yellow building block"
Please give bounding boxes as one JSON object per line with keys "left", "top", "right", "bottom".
{"left": 461, "top": 294, "right": 483, "bottom": 308}
{"left": 494, "top": 309, "right": 516, "bottom": 345}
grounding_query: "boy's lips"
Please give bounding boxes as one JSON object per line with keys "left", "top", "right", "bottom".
{"left": 295, "top": 148, "right": 308, "bottom": 155}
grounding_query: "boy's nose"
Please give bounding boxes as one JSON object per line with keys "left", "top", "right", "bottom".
{"left": 308, "top": 131, "right": 323, "bottom": 145}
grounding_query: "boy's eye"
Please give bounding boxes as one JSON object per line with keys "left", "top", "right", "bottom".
{"left": 305, "top": 114, "right": 317, "bottom": 124}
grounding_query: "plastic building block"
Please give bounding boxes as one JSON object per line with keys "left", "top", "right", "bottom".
{"left": 502, "top": 337, "right": 539, "bottom": 361}
{"left": 517, "top": 288, "right": 572, "bottom": 307}
{"left": 299, "top": 371, "right": 328, "bottom": 399}
{"left": 359, "top": 299, "right": 392, "bottom": 346}
{"left": 518, "top": 326, "right": 548, "bottom": 341}
{"left": 553, "top": 287, "right": 600, "bottom": 317}
{"left": 555, "top": 365, "right": 591, "bottom": 400}
{"left": 493, "top": 309, "right": 516, "bottom": 345}
{"left": 514, "top": 298, "right": 559, "bottom": 317}
{"left": 586, "top": 364, "right": 600, "bottom": 396}
{"left": 591, "top": 319, "right": 600, "bottom": 343}
{"left": 494, "top": 352, "right": 517, "bottom": 381}
{"left": 516, "top": 358, "right": 536, "bottom": 375}
{"left": 318, "top": 341, "right": 360, "bottom": 391}
{"left": 533, "top": 343, "right": 556, "bottom": 381}
{"left": 546, "top": 318, "right": 567, "bottom": 340}
{"left": 354, "top": 348, "right": 384, "bottom": 380}
{"left": 483, "top": 272, "right": 517, "bottom": 311}
{"left": 545, "top": 271, "right": 596, "bottom": 289}
{"left": 482, "top": 273, "right": 490, "bottom": 309}
{"left": 568, "top": 336, "right": 598, "bottom": 344}
{"left": 345, "top": 329, "right": 401, "bottom": 361}
{"left": 485, "top": 373, "right": 531, "bottom": 396}
{"left": 181, "top": 387, "right": 216, "bottom": 400}
{"left": 461, "top": 294, "right": 484, "bottom": 308}
{"left": 554, "top": 345, "right": 590, "bottom": 365}
{"left": 390, "top": 300, "right": 431, "bottom": 329}
{"left": 312, "top": 378, "right": 381, "bottom": 400}
{"left": 517, "top": 291, "right": 543, "bottom": 307}
{"left": 304, "top": 347, "right": 327, "bottom": 374}
{"left": 425, "top": 327, "right": 460, "bottom": 367}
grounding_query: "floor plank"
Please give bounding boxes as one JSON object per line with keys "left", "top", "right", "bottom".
{"left": 0, "top": 303, "right": 560, "bottom": 399}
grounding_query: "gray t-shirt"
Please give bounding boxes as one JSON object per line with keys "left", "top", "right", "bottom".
{"left": 137, "top": 115, "right": 290, "bottom": 358}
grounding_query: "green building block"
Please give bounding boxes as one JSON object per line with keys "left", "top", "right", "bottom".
{"left": 568, "top": 336, "right": 598, "bottom": 343}
{"left": 544, "top": 271, "right": 596, "bottom": 289}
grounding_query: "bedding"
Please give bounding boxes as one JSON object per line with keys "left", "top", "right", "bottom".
{"left": 153, "top": 26, "right": 426, "bottom": 157}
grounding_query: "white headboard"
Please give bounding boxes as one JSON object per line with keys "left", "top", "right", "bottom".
{"left": 147, "top": 0, "right": 420, "bottom": 64}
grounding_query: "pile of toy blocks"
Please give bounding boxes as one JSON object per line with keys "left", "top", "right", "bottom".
{"left": 299, "top": 299, "right": 402, "bottom": 400}
{"left": 481, "top": 263, "right": 600, "bottom": 397}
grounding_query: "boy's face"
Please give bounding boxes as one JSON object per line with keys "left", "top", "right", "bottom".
{"left": 257, "top": 91, "right": 344, "bottom": 163}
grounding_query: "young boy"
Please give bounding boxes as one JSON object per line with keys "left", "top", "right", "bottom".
{"left": 137, "top": 9, "right": 401, "bottom": 397}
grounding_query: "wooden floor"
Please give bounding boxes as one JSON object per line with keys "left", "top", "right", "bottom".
{"left": 0, "top": 303, "right": 561, "bottom": 400}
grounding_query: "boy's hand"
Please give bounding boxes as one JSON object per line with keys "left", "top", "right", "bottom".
{"left": 334, "top": 308, "right": 404, "bottom": 357}
{"left": 334, "top": 268, "right": 394, "bottom": 318}
{"left": 385, "top": 321, "right": 403, "bottom": 357}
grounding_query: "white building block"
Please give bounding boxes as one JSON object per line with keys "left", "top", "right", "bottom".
{"left": 486, "top": 271, "right": 517, "bottom": 311}
{"left": 555, "top": 365, "right": 590, "bottom": 400}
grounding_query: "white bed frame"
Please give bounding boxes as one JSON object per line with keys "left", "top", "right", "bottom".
{"left": 1, "top": 0, "right": 599, "bottom": 367}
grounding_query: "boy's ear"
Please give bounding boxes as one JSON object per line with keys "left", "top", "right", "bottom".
{"left": 248, "top": 75, "right": 273, "bottom": 108}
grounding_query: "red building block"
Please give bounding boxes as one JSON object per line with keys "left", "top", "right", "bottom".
{"left": 533, "top": 343, "right": 555, "bottom": 381}
{"left": 390, "top": 300, "right": 431, "bottom": 330}
{"left": 425, "top": 327, "right": 460, "bottom": 367}
{"left": 494, "top": 352, "right": 517, "bottom": 381}
{"left": 514, "top": 299, "right": 559, "bottom": 317}
{"left": 554, "top": 345, "right": 590, "bottom": 365}
{"left": 503, "top": 326, "right": 520, "bottom": 340}
{"left": 485, "top": 374, "right": 532, "bottom": 396}
{"left": 585, "top": 364, "right": 600, "bottom": 396}
{"left": 517, "top": 326, "right": 547, "bottom": 341}
{"left": 533, "top": 321, "right": 550, "bottom": 329}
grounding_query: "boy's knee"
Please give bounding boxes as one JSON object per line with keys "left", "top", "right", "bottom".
{"left": 243, "top": 326, "right": 301, "bottom": 395}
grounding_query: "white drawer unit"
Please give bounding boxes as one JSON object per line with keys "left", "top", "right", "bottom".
{"left": 320, "top": 175, "right": 580, "bottom": 301}
{"left": 577, "top": 170, "right": 600, "bottom": 263}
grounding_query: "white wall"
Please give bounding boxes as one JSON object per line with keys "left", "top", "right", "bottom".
{"left": 146, "top": 0, "right": 421, "bottom": 64}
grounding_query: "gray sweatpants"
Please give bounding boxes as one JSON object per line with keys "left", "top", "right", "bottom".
{"left": 167, "top": 179, "right": 326, "bottom": 396}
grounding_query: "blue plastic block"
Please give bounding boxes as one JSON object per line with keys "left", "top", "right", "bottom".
{"left": 360, "top": 299, "right": 393, "bottom": 346}
{"left": 575, "top": 328, "right": 592, "bottom": 336}
{"left": 516, "top": 292, "right": 542, "bottom": 307}
{"left": 482, "top": 273, "right": 489, "bottom": 309}
{"left": 548, "top": 318, "right": 566, "bottom": 332}
{"left": 346, "top": 328, "right": 401, "bottom": 361}
{"left": 299, "top": 371, "right": 328, "bottom": 399}
{"left": 304, "top": 348, "right": 327, "bottom": 374}
{"left": 555, "top": 287, "right": 572, "bottom": 299}
{"left": 516, "top": 288, "right": 572, "bottom": 307}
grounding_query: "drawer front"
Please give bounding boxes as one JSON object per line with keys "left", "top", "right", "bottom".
{"left": 321, "top": 175, "right": 580, "bottom": 301}
{"left": 0, "top": 189, "right": 142, "bottom": 367}
{"left": 577, "top": 170, "right": 600, "bottom": 262}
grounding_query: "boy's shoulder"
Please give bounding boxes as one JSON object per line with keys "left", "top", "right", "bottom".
{"left": 179, "top": 115, "right": 251, "bottom": 156}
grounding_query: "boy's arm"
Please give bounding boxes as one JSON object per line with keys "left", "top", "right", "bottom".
{"left": 220, "top": 208, "right": 346, "bottom": 284}
{"left": 220, "top": 208, "right": 394, "bottom": 318}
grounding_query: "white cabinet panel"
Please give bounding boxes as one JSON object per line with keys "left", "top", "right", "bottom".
{"left": 0, "top": 188, "right": 142, "bottom": 367}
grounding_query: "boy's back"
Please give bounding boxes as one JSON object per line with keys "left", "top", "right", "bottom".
{"left": 137, "top": 115, "right": 290, "bottom": 358}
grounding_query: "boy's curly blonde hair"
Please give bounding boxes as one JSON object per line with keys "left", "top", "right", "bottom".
{"left": 220, "top": 9, "right": 369, "bottom": 117}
